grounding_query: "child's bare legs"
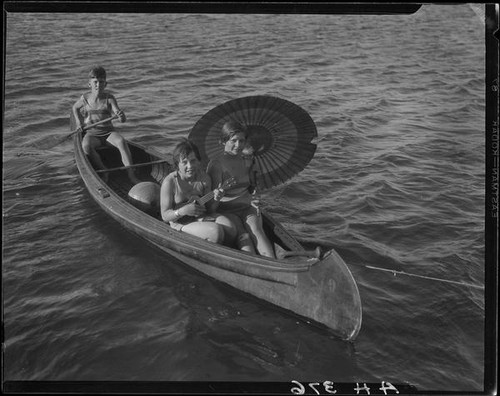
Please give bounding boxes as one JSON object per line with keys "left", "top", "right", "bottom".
{"left": 214, "top": 213, "right": 240, "bottom": 247}
{"left": 245, "top": 214, "right": 275, "bottom": 258}
{"left": 181, "top": 222, "right": 225, "bottom": 244}
{"left": 106, "top": 132, "right": 141, "bottom": 184}
{"left": 82, "top": 134, "right": 108, "bottom": 182}
{"left": 227, "top": 213, "right": 255, "bottom": 253}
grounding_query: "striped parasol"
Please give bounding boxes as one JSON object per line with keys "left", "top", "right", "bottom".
{"left": 188, "top": 96, "right": 317, "bottom": 191}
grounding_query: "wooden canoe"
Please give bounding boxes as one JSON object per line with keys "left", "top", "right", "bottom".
{"left": 73, "top": 132, "right": 362, "bottom": 341}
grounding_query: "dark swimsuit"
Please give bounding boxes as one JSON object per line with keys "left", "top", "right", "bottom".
{"left": 169, "top": 171, "right": 210, "bottom": 230}
{"left": 208, "top": 154, "right": 257, "bottom": 221}
{"left": 81, "top": 93, "right": 114, "bottom": 142}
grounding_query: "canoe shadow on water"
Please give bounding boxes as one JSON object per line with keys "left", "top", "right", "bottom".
{"left": 95, "top": 213, "right": 361, "bottom": 381}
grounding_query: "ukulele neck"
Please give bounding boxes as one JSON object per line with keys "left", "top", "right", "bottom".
{"left": 196, "top": 191, "right": 214, "bottom": 206}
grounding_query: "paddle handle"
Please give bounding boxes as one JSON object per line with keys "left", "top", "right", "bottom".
{"left": 19, "top": 114, "right": 120, "bottom": 154}
{"left": 72, "top": 114, "right": 118, "bottom": 134}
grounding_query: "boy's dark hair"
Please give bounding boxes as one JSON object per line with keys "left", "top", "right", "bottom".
{"left": 88, "top": 66, "right": 107, "bottom": 79}
{"left": 172, "top": 139, "right": 201, "bottom": 169}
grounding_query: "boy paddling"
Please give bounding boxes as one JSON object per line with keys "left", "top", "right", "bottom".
{"left": 72, "top": 66, "right": 140, "bottom": 184}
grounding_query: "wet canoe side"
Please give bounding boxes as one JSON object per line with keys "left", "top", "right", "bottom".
{"left": 157, "top": 243, "right": 362, "bottom": 340}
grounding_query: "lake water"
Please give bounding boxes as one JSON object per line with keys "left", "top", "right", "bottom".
{"left": 3, "top": 4, "right": 491, "bottom": 394}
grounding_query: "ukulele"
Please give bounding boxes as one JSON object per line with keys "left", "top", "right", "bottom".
{"left": 176, "top": 177, "right": 236, "bottom": 220}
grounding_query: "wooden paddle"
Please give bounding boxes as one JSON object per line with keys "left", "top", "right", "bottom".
{"left": 34, "top": 114, "right": 118, "bottom": 150}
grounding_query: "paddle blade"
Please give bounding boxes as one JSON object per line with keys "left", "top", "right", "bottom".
{"left": 30, "top": 133, "right": 73, "bottom": 150}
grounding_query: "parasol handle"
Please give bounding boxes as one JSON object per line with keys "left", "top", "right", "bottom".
{"left": 251, "top": 192, "right": 261, "bottom": 217}
{"left": 250, "top": 170, "right": 262, "bottom": 216}
{"left": 251, "top": 200, "right": 261, "bottom": 217}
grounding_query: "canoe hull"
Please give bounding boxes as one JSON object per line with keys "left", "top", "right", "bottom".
{"left": 156, "top": 243, "right": 361, "bottom": 340}
{"left": 74, "top": 132, "right": 362, "bottom": 341}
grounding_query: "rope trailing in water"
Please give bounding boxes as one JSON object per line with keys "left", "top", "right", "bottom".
{"left": 363, "top": 265, "right": 484, "bottom": 290}
{"left": 296, "top": 238, "right": 485, "bottom": 290}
